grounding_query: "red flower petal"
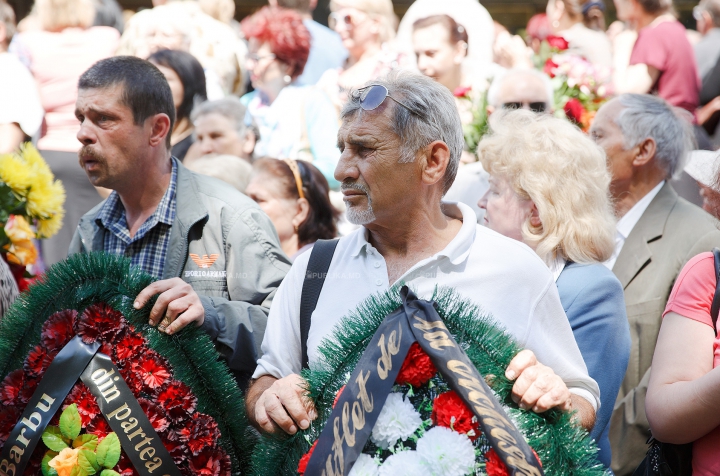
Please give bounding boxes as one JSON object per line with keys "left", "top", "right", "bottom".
{"left": 546, "top": 35, "right": 569, "bottom": 50}
{"left": 297, "top": 441, "right": 317, "bottom": 475}
{"left": 132, "top": 351, "right": 172, "bottom": 391}
{"left": 75, "top": 303, "right": 126, "bottom": 344}
{"left": 138, "top": 398, "right": 170, "bottom": 433}
{"left": 432, "top": 390, "right": 481, "bottom": 440}
{"left": 0, "top": 406, "right": 21, "bottom": 446}
{"left": 396, "top": 342, "right": 437, "bottom": 387}
{"left": 41, "top": 309, "right": 77, "bottom": 351}
{"left": 179, "top": 413, "right": 221, "bottom": 455}
{"left": 188, "top": 447, "right": 230, "bottom": 476}
{"left": 0, "top": 369, "right": 25, "bottom": 406}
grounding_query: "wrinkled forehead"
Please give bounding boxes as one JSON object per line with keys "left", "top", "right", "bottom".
{"left": 339, "top": 102, "right": 398, "bottom": 140}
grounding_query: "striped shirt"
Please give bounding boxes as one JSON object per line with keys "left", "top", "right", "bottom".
{"left": 95, "top": 160, "right": 177, "bottom": 278}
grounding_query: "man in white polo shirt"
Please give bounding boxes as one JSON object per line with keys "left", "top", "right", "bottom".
{"left": 246, "top": 70, "right": 600, "bottom": 436}
{"left": 590, "top": 94, "right": 720, "bottom": 474}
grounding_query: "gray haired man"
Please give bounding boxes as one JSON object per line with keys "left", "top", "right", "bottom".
{"left": 590, "top": 93, "right": 720, "bottom": 474}
{"left": 246, "top": 70, "right": 600, "bottom": 436}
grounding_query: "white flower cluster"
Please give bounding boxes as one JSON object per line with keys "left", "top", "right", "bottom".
{"left": 349, "top": 454, "right": 380, "bottom": 476}
{"left": 370, "top": 393, "right": 422, "bottom": 449}
{"left": 373, "top": 427, "right": 475, "bottom": 476}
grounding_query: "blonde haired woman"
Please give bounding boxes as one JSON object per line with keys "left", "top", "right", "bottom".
{"left": 317, "top": 0, "right": 407, "bottom": 111}
{"left": 477, "top": 109, "right": 630, "bottom": 468}
{"left": 12, "top": 0, "right": 119, "bottom": 267}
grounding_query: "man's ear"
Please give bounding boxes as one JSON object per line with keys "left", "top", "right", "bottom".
{"left": 632, "top": 137, "right": 657, "bottom": 168}
{"left": 148, "top": 113, "right": 172, "bottom": 147}
{"left": 421, "top": 140, "right": 451, "bottom": 187}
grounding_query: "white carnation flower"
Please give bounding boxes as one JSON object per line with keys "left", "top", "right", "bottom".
{"left": 370, "top": 392, "right": 422, "bottom": 449}
{"left": 416, "top": 426, "right": 476, "bottom": 476}
{"left": 349, "top": 454, "right": 380, "bottom": 476}
{"left": 378, "top": 450, "right": 425, "bottom": 476}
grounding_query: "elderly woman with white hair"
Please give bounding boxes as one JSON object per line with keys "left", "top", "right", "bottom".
{"left": 478, "top": 109, "right": 630, "bottom": 467}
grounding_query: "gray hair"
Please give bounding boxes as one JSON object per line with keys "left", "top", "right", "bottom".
{"left": 614, "top": 94, "right": 695, "bottom": 179}
{"left": 487, "top": 68, "right": 554, "bottom": 108}
{"left": 190, "top": 97, "right": 247, "bottom": 136}
{"left": 340, "top": 70, "right": 464, "bottom": 194}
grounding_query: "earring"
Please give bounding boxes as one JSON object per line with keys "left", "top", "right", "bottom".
{"left": 283, "top": 75, "right": 292, "bottom": 84}
{"left": 552, "top": 20, "right": 560, "bottom": 28}
{"left": 294, "top": 224, "right": 299, "bottom": 233}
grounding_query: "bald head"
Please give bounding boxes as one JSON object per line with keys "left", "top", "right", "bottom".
{"left": 488, "top": 69, "right": 553, "bottom": 111}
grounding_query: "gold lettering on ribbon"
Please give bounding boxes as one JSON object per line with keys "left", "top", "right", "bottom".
{"left": 376, "top": 323, "right": 402, "bottom": 380}
{"left": 412, "top": 316, "right": 455, "bottom": 350}
{"left": 446, "top": 360, "right": 542, "bottom": 476}
{"left": 0, "top": 394, "right": 56, "bottom": 476}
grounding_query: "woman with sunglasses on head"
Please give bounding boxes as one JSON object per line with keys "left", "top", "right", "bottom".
{"left": 245, "top": 158, "right": 339, "bottom": 261}
{"left": 240, "top": 6, "right": 341, "bottom": 188}
{"left": 316, "top": 0, "right": 408, "bottom": 113}
{"left": 477, "top": 109, "right": 630, "bottom": 468}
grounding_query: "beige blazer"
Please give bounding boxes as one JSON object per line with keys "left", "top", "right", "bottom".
{"left": 610, "top": 183, "right": 720, "bottom": 475}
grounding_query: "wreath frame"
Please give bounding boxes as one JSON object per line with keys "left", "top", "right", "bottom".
{"left": 250, "top": 286, "right": 608, "bottom": 476}
{"left": 0, "top": 252, "right": 254, "bottom": 474}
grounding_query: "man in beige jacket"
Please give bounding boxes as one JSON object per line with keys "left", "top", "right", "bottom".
{"left": 591, "top": 94, "right": 720, "bottom": 475}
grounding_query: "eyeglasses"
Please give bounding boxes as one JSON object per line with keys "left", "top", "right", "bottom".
{"left": 353, "top": 84, "right": 419, "bottom": 116}
{"left": 694, "top": 5, "right": 706, "bottom": 20}
{"left": 502, "top": 101, "right": 548, "bottom": 113}
{"left": 328, "top": 10, "right": 366, "bottom": 30}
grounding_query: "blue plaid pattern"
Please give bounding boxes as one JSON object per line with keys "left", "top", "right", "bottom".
{"left": 96, "top": 160, "right": 178, "bottom": 278}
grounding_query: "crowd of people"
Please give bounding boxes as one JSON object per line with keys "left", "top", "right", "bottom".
{"left": 2, "top": 0, "right": 720, "bottom": 473}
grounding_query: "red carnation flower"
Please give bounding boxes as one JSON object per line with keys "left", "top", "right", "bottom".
{"left": 23, "top": 345, "right": 57, "bottom": 377}
{"left": 179, "top": 413, "right": 221, "bottom": 455}
{"left": 543, "top": 58, "right": 558, "bottom": 78}
{"left": 453, "top": 85, "right": 472, "bottom": 98}
{"left": 86, "top": 415, "right": 111, "bottom": 439}
{"left": 431, "top": 390, "right": 481, "bottom": 440}
{"left": 188, "top": 447, "right": 229, "bottom": 476}
{"left": 546, "top": 35, "right": 569, "bottom": 50}
{"left": 75, "top": 303, "right": 126, "bottom": 345}
{"left": 138, "top": 398, "right": 170, "bottom": 433}
{"left": 333, "top": 385, "right": 345, "bottom": 408}
{"left": 297, "top": 440, "right": 317, "bottom": 475}
{"left": 116, "top": 453, "right": 141, "bottom": 476}
{"left": 114, "top": 329, "right": 146, "bottom": 364}
{"left": 157, "top": 380, "right": 198, "bottom": 422}
{"left": 0, "top": 406, "right": 21, "bottom": 446}
{"left": 63, "top": 384, "right": 100, "bottom": 426}
{"left": 485, "top": 448, "right": 542, "bottom": 476}
{"left": 131, "top": 350, "right": 172, "bottom": 391}
{"left": 119, "top": 364, "right": 145, "bottom": 395}
{"left": 41, "top": 309, "right": 77, "bottom": 351}
{"left": 0, "top": 369, "right": 25, "bottom": 406}
{"left": 396, "top": 342, "right": 436, "bottom": 387}
{"left": 159, "top": 428, "right": 189, "bottom": 466}
{"left": 564, "top": 98, "right": 585, "bottom": 124}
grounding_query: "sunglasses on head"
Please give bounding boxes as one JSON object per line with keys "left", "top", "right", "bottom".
{"left": 353, "top": 84, "right": 420, "bottom": 116}
{"left": 502, "top": 101, "right": 547, "bottom": 113}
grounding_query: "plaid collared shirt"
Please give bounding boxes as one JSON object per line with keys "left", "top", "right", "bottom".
{"left": 96, "top": 160, "right": 177, "bottom": 278}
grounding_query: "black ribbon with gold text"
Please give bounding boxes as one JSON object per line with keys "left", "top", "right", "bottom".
{"left": 0, "top": 336, "right": 181, "bottom": 476}
{"left": 305, "top": 286, "right": 545, "bottom": 476}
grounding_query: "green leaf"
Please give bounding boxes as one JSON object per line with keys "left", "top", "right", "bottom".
{"left": 41, "top": 452, "right": 58, "bottom": 476}
{"left": 100, "top": 471, "right": 121, "bottom": 476}
{"left": 73, "top": 434, "right": 99, "bottom": 451}
{"left": 59, "top": 404, "right": 82, "bottom": 440}
{"left": 78, "top": 449, "right": 100, "bottom": 473}
{"left": 70, "top": 466, "right": 88, "bottom": 476}
{"left": 42, "top": 426, "right": 69, "bottom": 452}
{"left": 96, "top": 433, "right": 121, "bottom": 469}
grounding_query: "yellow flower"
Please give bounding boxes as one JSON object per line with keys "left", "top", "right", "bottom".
{"left": 4, "top": 215, "right": 37, "bottom": 266}
{"left": 26, "top": 179, "right": 65, "bottom": 219}
{"left": 48, "top": 447, "right": 80, "bottom": 476}
{"left": 0, "top": 154, "right": 32, "bottom": 196}
{"left": 36, "top": 211, "right": 64, "bottom": 239}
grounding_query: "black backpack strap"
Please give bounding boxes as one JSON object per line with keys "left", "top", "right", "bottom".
{"left": 711, "top": 248, "right": 720, "bottom": 337}
{"left": 300, "top": 239, "right": 340, "bottom": 370}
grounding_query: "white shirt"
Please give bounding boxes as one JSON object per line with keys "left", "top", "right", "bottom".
{"left": 604, "top": 181, "right": 665, "bottom": 270}
{"left": 254, "top": 202, "right": 601, "bottom": 410}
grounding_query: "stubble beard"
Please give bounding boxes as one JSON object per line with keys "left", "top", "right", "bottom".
{"left": 342, "top": 182, "right": 376, "bottom": 225}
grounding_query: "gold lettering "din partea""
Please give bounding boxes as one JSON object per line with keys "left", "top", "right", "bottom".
{"left": 88, "top": 368, "right": 170, "bottom": 475}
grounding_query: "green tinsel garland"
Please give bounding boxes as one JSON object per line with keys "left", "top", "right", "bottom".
{"left": 250, "top": 286, "right": 608, "bottom": 476}
{"left": 0, "top": 252, "right": 255, "bottom": 475}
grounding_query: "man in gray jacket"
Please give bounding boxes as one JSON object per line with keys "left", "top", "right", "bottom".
{"left": 68, "top": 56, "right": 290, "bottom": 389}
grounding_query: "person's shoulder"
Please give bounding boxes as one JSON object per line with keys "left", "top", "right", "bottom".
{"left": 669, "top": 196, "right": 719, "bottom": 233}
{"left": 678, "top": 251, "right": 715, "bottom": 281}
{"left": 560, "top": 262, "right": 622, "bottom": 293}
{"left": 471, "top": 225, "right": 553, "bottom": 279}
